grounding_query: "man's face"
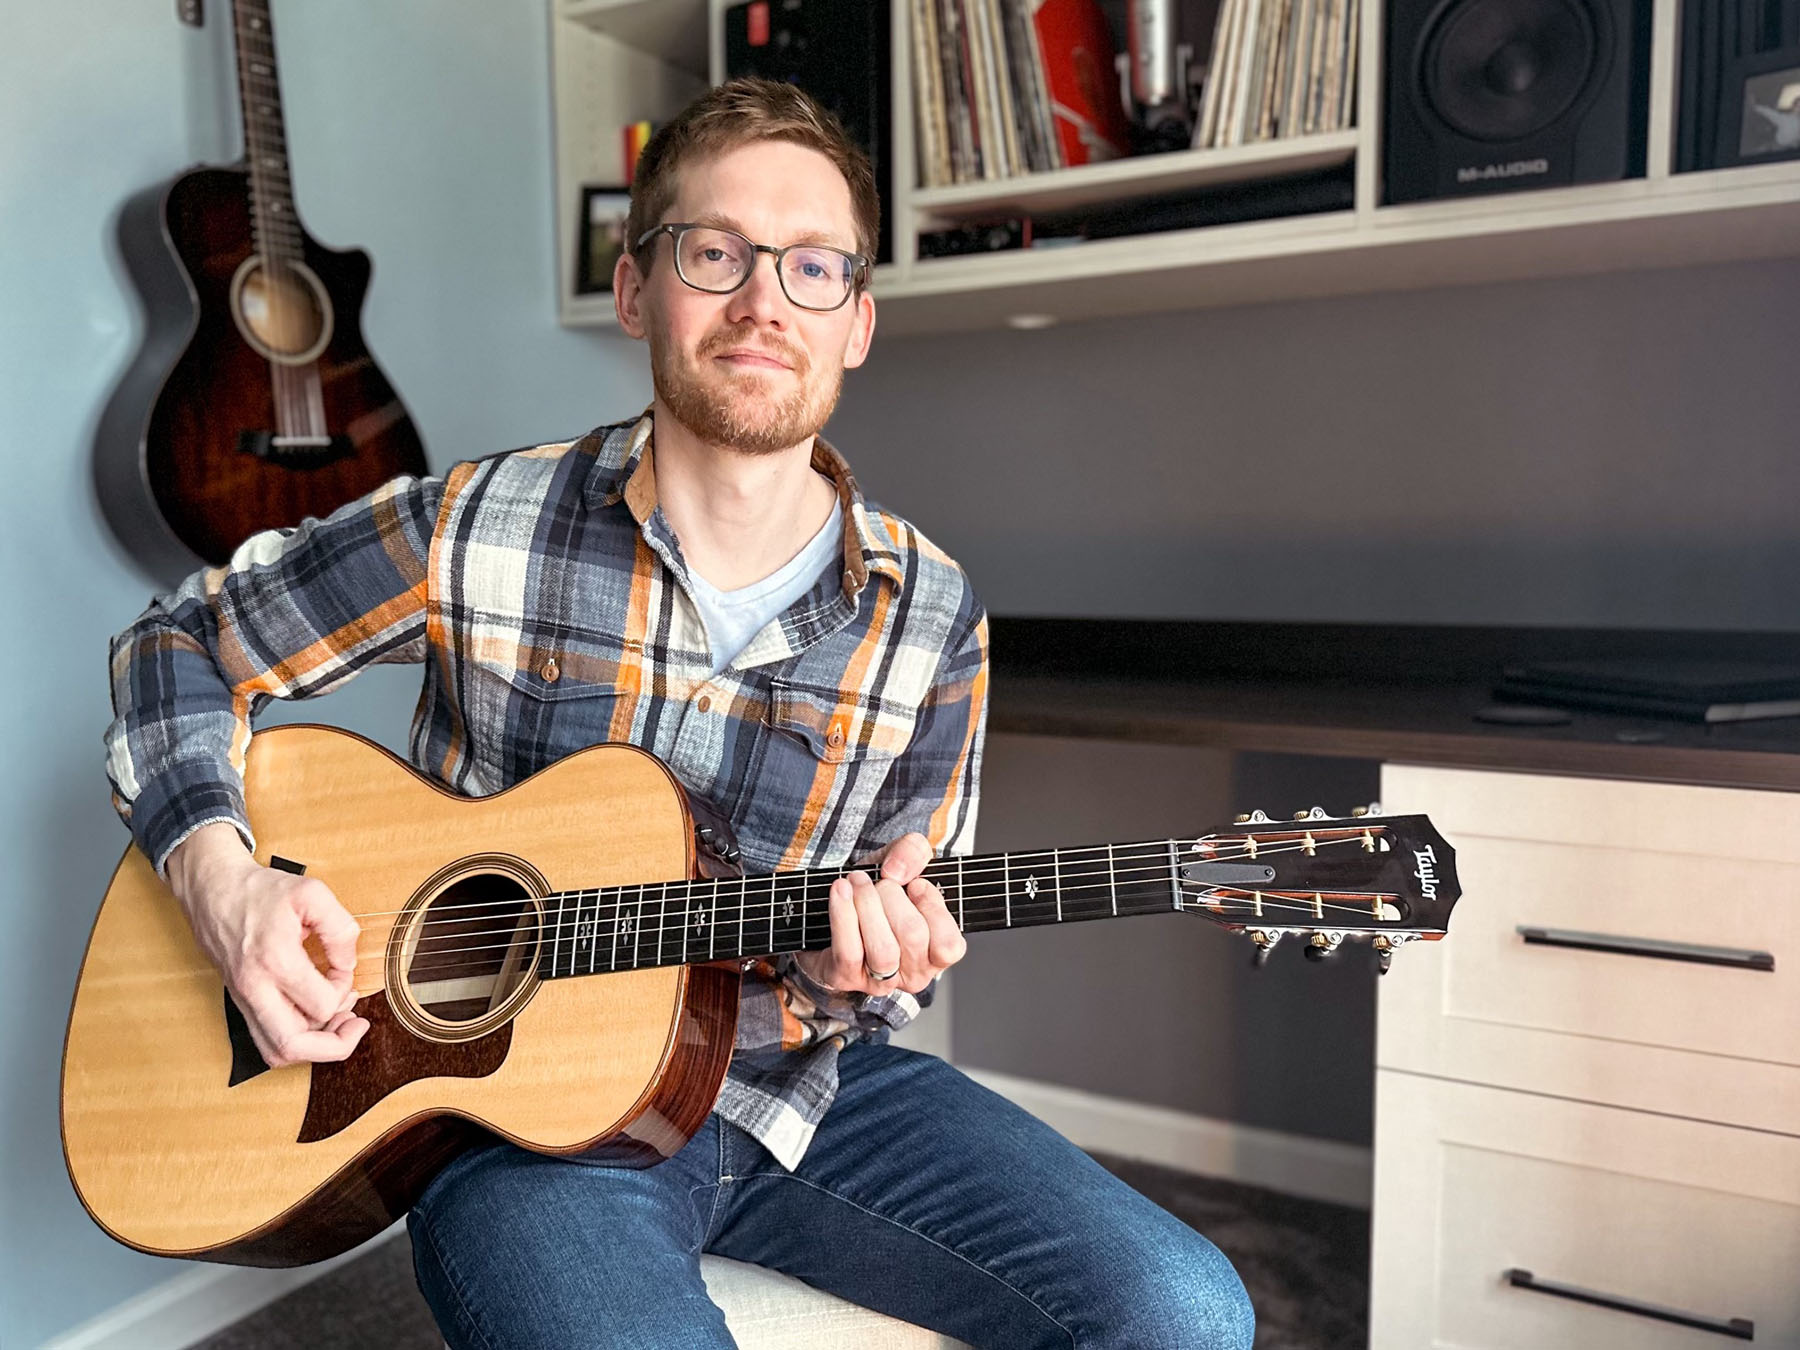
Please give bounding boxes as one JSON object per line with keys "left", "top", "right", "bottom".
{"left": 616, "top": 140, "right": 876, "bottom": 455}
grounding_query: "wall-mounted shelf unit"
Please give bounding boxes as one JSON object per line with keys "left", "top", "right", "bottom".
{"left": 548, "top": 0, "right": 1800, "bottom": 335}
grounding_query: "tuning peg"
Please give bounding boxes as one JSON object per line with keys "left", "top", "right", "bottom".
{"left": 1293, "top": 806, "right": 1328, "bottom": 821}
{"left": 1248, "top": 929, "right": 1280, "bottom": 968}
{"left": 1234, "top": 813, "right": 1251, "bottom": 824}
{"left": 1373, "top": 936, "right": 1394, "bottom": 975}
{"left": 1303, "top": 932, "right": 1344, "bottom": 963}
{"left": 1248, "top": 809, "right": 1271, "bottom": 824}
{"left": 1350, "top": 806, "right": 1368, "bottom": 818}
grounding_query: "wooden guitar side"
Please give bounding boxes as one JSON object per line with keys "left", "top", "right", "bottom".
{"left": 61, "top": 727, "right": 739, "bottom": 1267}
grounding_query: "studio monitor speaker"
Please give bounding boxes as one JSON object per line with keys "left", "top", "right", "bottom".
{"left": 1382, "top": 0, "right": 1652, "bottom": 202}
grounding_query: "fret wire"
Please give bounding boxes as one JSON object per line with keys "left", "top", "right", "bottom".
{"left": 527, "top": 834, "right": 1378, "bottom": 971}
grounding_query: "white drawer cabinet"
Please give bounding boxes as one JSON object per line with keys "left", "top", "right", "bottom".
{"left": 1371, "top": 765, "right": 1800, "bottom": 1346}
{"left": 1370, "top": 1071, "right": 1800, "bottom": 1348}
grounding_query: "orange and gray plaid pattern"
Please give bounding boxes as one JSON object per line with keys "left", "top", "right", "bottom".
{"left": 105, "top": 412, "right": 988, "bottom": 1168}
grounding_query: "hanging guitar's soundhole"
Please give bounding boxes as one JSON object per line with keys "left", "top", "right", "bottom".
{"left": 388, "top": 855, "right": 548, "bottom": 1044}
{"left": 228, "top": 255, "right": 334, "bottom": 365}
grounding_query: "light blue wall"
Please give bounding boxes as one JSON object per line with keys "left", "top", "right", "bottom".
{"left": 0, "top": 3, "right": 646, "bottom": 1342}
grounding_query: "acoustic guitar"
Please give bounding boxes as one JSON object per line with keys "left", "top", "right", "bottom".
{"left": 62, "top": 725, "right": 1460, "bottom": 1267}
{"left": 95, "top": 0, "right": 427, "bottom": 583}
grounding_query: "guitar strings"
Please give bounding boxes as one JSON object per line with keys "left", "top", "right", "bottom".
{"left": 328, "top": 830, "right": 1391, "bottom": 930}
{"left": 356, "top": 838, "right": 1412, "bottom": 978}
{"left": 386, "top": 884, "right": 1411, "bottom": 985}
{"left": 334, "top": 832, "right": 1385, "bottom": 959}
{"left": 341, "top": 834, "right": 1396, "bottom": 962}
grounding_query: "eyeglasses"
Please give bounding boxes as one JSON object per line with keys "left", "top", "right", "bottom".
{"left": 636, "top": 223, "right": 870, "bottom": 312}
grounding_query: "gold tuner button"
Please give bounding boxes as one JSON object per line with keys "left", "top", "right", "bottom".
{"left": 1235, "top": 813, "right": 1251, "bottom": 824}
{"left": 1294, "top": 811, "right": 1310, "bottom": 821}
{"left": 1350, "top": 806, "right": 1368, "bottom": 817}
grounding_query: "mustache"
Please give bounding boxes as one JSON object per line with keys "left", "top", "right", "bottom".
{"left": 697, "top": 328, "right": 807, "bottom": 372}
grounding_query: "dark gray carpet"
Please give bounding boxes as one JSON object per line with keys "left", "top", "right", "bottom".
{"left": 193, "top": 1154, "right": 1367, "bottom": 1350}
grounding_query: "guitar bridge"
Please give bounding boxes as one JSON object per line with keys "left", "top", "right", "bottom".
{"left": 238, "top": 430, "right": 353, "bottom": 468}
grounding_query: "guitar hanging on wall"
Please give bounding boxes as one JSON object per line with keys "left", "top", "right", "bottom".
{"left": 62, "top": 724, "right": 1461, "bottom": 1268}
{"left": 95, "top": 0, "right": 427, "bottom": 584}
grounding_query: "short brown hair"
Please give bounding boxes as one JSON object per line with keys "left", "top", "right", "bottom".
{"left": 625, "top": 78, "right": 879, "bottom": 272}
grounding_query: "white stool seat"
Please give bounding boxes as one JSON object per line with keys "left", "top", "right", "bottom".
{"left": 438, "top": 1253, "right": 972, "bottom": 1348}
{"left": 700, "top": 1254, "right": 973, "bottom": 1348}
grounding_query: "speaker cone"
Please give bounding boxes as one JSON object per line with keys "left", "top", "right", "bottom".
{"left": 1421, "top": 0, "right": 1603, "bottom": 142}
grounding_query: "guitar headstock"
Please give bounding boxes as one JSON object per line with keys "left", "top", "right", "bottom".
{"left": 1175, "top": 805, "right": 1458, "bottom": 972}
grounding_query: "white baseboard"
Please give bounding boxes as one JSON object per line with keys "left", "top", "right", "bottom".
{"left": 963, "top": 1067, "right": 1372, "bottom": 1210}
{"left": 38, "top": 1221, "right": 406, "bottom": 1350}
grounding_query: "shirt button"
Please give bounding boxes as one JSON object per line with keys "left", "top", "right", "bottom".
{"left": 827, "top": 723, "right": 846, "bottom": 749}
{"left": 697, "top": 694, "right": 712, "bottom": 713}
{"left": 540, "top": 658, "right": 560, "bottom": 683}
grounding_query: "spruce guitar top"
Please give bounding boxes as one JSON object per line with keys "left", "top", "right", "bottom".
{"left": 62, "top": 725, "right": 1459, "bottom": 1267}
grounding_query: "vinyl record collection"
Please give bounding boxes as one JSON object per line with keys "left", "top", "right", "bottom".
{"left": 1194, "top": 0, "right": 1361, "bottom": 147}
{"left": 909, "top": 0, "right": 1134, "bottom": 186}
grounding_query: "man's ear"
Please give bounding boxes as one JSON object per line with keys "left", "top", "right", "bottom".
{"left": 842, "top": 289, "right": 876, "bottom": 370}
{"left": 614, "top": 251, "right": 648, "bottom": 339}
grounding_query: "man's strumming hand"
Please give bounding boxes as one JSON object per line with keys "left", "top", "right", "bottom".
{"left": 166, "top": 821, "right": 370, "bottom": 1068}
{"left": 792, "top": 832, "right": 967, "bottom": 997}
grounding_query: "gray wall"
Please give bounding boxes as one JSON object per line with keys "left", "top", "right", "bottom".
{"left": 834, "top": 258, "right": 1800, "bottom": 630}
{"left": 826, "top": 257, "right": 1800, "bottom": 1141}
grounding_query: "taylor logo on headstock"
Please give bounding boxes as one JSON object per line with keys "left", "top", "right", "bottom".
{"left": 1413, "top": 845, "right": 1441, "bottom": 901}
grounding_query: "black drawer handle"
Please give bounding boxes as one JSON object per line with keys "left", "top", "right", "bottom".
{"left": 1505, "top": 1268, "right": 1754, "bottom": 1340}
{"left": 1516, "top": 926, "right": 1774, "bottom": 972}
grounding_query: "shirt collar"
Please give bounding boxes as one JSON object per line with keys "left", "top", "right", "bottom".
{"left": 583, "top": 409, "right": 906, "bottom": 598}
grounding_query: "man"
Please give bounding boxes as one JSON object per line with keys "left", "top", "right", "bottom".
{"left": 105, "top": 79, "right": 1253, "bottom": 1348}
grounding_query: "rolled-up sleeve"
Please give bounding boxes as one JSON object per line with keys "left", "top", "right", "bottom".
{"left": 104, "top": 474, "right": 442, "bottom": 873}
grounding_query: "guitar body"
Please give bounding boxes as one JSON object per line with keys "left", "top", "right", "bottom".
{"left": 95, "top": 167, "right": 428, "bottom": 582}
{"left": 61, "top": 727, "right": 739, "bottom": 1267}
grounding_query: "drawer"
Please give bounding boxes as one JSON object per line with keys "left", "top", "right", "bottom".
{"left": 1377, "top": 765, "right": 1800, "bottom": 1132}
{"left": 1371, "top": 1071, "right": 1800, "bottom": 1349}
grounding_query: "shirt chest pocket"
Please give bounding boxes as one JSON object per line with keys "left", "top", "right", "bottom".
{"left": 463, "top": 639, "right": 629, "bottom": 787}
{"left": 733, "top": 677, "right": 920, "bottom": 868}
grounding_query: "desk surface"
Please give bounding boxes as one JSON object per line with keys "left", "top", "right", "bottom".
{"left": 987, "top": 619, "right": 1800, "bottom": 793}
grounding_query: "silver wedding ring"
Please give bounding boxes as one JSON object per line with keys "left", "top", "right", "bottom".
{"left": 864, "top": 962, "right": 900, "bottom": 983}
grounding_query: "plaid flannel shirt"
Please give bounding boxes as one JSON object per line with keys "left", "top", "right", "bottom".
{"left": 104, "top": 412, "right": 989, "bottom": 1168}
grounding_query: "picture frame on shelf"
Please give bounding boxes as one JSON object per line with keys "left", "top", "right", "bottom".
{"left": 575, "top": 186, "right": 632, "bottom": 295}
{"left": 1715, "top": 47, "right": 1800, "bottom": 169}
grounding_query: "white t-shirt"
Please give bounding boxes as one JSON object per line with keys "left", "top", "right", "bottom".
{"left": 688, "top": 497, "right": 843, "bottom": 677}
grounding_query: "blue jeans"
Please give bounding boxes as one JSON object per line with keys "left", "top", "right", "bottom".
{"left": 409, "top": 1042, "right": 1254, "bottom": 1349}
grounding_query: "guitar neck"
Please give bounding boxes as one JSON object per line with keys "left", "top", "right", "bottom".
{"left": 230, "top": 0, "right": 301, "bottom": 265}
{"left": 534, "top": 842, "right": 1185, "bottom": 980}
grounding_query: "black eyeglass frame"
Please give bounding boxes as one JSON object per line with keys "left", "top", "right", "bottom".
{"left": 635, "top": 223, "right": 871, "bottom": 312}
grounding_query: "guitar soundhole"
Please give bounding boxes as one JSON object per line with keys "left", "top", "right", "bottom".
{"left": 229, "top": 255, "right": 334, "bottom": 364}
{"left": 399, "top": 871, "right": 542, "bottom": 1038}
